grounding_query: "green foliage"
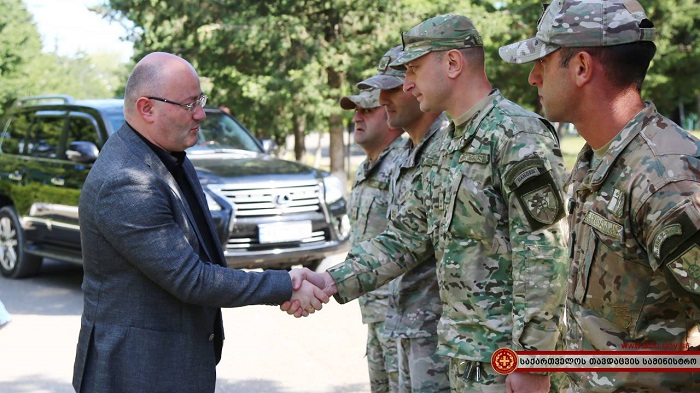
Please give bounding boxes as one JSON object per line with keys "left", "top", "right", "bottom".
{"left": 0, "top": 1, "right": 130, "bottom": 119}
{"left": 25, "top": 52, "right": 131, "bottom": 100}
{"left": 96, "top": 0, "right": 698, "bottom": 162}
{"left": 0, "top": 0, "right": 42, "bottom": 115}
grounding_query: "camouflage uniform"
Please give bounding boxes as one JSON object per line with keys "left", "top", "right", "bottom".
{"left": 357, "top": 45, "right": 451, "bottom": 393}
{"left": 329, "top": 15, "right": 569, "bottom": 392}
{"left": 387, "top": 115, "right": 451, "bottom": 393}
{"left": 348, "top": 129, "right": 404, "bottom": 393}
{"left": 499, "top": 1, "right": 700, "bottom": 391}
{"left": 564, "top": 103, "right": 700, "bottom": 392}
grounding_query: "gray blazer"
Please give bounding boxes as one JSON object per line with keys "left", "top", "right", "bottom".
{"left": 73, "top": 124, "right": 292, "bottom": 393}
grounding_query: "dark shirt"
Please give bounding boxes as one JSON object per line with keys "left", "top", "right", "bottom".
{"left": 127, "top": 122, "right": 220, "bottom": 264}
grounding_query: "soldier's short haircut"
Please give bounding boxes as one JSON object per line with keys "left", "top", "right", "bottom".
{"left": 558, "top": 40, "right": 656, "bottom": 92}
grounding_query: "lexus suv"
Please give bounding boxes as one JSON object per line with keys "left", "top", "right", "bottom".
{"left": 0, "top": 95, "right": 350, "bottom": 278}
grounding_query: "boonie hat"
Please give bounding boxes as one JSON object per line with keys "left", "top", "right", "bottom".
{"left": 390, "top": 14, "right": 483, "bottom": 68}
{"left": 499, "top": 0, "right": 655, "bottom": 64}
{"left": 339, "top": 88, "right": 380, "bottom": 110}
{"left": 357, "top": 46, "right": 405, "bottom": 91}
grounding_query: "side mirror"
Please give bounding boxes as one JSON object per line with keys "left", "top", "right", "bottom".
{"left": 259, "top": 138, "right": 278, "bottom": 155}
{"left": 66, "top": 141, "right": 99, "bottom": 163}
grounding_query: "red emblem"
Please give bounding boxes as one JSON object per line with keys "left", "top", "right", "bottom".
{"left": 491, "top": 348, "right": 518, "bottom": 375}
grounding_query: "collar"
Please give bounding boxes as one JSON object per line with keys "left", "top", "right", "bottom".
{"left": 128, "top": 122, "right": 186, "bottom": 171}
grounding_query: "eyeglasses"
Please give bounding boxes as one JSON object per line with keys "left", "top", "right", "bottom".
{"left": 147, "top": 94, "right": 208, "bottom": 112}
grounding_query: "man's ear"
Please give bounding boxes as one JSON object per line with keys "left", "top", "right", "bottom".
{"left": 573, "top": 51, "right": 594, "bottom": 87}
{"left": 445, "top": 49, "right": 463, "bottom": 79}
{"left": 136, "top": 97, "right": 156, "bottom": 123}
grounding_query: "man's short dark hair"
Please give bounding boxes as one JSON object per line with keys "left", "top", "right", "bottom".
{"left": 559, "top": 41, "right": 657, "bottom": 91}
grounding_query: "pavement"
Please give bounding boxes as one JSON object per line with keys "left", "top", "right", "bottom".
{"left": 0, "top": 255, "right": 371, "bottom": 393}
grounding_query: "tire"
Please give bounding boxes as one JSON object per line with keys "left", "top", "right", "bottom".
{"left": 0, "top": 206, "right": 43, "bottom": 278}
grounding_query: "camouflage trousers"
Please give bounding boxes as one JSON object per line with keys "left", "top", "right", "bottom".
{"left": 367, "top": 321, "right": 399, "bottom": 393}
{"left": 397, "top": 335, "right": 450, "bottom": 392}
{"left": 448, "top": 358, "right": 506, "bottom": 393}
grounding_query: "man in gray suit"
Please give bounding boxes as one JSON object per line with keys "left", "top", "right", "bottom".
{"left": 72, "top": 52, "right": 327, "bottom": 393}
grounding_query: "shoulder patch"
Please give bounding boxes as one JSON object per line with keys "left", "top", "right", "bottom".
{"left": 522, "top": 184, "right": 561, "bottom": 225}
{"left": 668, "top": 244, "right": 700, "bottom": 295}
{"left": 653, "top": 224, "right": 683, "bottom": 259}
{"left": 509, "top": 156, "right": 565, "bottom": 231}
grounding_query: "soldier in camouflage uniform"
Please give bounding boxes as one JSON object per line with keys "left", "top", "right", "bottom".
{"left": 500, "top": 1, "right": 700, "bottom": 391}
{"left": 357, "top": 45, "right": 450, "bottom": 392}
{"left": 286, "top": 15, "right": 569, "bottom": 393}
{"left": 339, "top": 88, "right": 404, "bottom": 393}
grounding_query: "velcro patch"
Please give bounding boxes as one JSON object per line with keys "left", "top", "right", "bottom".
{"left": 459, "top": 152, "right": 489, "bottom": 164}
{"left": 607, "top": 188, "right": 625, "bottom": 218}
{"left": 514, "top": 167, "right": 542, "bottom": 188}
{"left": 522, "top": 184, "right": 561, "bottom": 225}
{"left": 670, "top": 244, "right": 700, "bottom": 295}
{"left": 653, "top": 224, "right": 683, "bottom": 259}
{"left": 583, "top": 211, "right": 623, "bottom": 239}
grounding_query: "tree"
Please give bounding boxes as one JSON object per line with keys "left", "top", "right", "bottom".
{"left": 99, "top": 0, "right": 476, "bottom": 178}
{"left": 0, "top": 0, "right": 43, "bottom": 116}
{"left": 96, "top": 0, "right": 700, "bottom": 179}
{"left": 484, "top": 0, "right": 700, "bottom": 120}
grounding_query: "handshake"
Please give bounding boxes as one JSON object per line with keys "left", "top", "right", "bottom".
{"left": 283, "top": 268, "right": 338, "bottom": 318}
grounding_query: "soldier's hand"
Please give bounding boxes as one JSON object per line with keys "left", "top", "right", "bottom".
{"left": 505, "top": 373, "right": 549, "bottom": 393}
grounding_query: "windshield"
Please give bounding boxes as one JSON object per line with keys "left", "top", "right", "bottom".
{"left": 104, "top": 109, "right": 263, "bottom": 153}
{"left": 194, "top": 111, "right": 262, "bottom": 153}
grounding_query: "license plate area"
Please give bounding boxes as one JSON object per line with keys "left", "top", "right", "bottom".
{"left": 258, "top": 221, "right": 312, "bottom": 244}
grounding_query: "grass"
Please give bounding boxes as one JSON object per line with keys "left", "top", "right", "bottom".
{"left": 560, "top": 136, "right": 586, "bottom": 171}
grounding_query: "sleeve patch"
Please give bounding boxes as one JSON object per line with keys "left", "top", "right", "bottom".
{"left": 653, "top": 224, "right": 683, "bottom": 259}
{"left": 507, "top": 157, "right": 565, "bottom": 231}
{"left": 669, "top": 244, "right": 700, "bottom": 295}
{"left": 522, "top": 184, "right": 562, "bottom": 226}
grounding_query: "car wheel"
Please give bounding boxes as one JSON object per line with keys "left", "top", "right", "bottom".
{"left": 0, "top": 206, "right": 42, "bottom": 278}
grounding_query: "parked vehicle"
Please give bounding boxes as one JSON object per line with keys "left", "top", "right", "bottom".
{"left": 0, "top": 95, "right": 350, "bottom": 278}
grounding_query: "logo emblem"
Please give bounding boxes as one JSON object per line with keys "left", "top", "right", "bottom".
{"left": 492, "top": 348, "right": 518, "bottom": 375}
{"left": 272, "top": 193, "right": 292, "bottom": 208}
{"left": 522, "top": 184, "right": 560, "bottom": 225}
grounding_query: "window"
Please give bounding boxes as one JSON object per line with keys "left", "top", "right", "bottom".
{"left": 28, "top": 114, "right": 64, "bottom": 158}
{"left": 0, "top": 112, "right": 33, "bottom": 155}
{"left": 68, "top": 115, "right": 100, "bottom": 146}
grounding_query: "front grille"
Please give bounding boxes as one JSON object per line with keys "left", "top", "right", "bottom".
{"left": 209, "top": 181, "right": 330, "bottom": 251}
{"left": 226, "top": 229, "right": 327, "bottom": 251}
{"left": 215, "top": 181, "right": 322, "bottom": 217}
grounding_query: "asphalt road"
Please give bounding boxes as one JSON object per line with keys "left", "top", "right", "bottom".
{"left": 0, "top": 255, "right": 370, "bottom": 393}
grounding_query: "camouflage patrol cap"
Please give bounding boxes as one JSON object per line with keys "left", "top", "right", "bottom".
{"left": 357, "top": 46, "right": 405, "bottom": 90}
{"left": 390, "top": 14, "right": 483, "bottom": 68}
{"left": 339, "top": 88, "right": 380, "bottom": 110}
{"left": 499, "top": 0, "right": 656, "bottom": 64}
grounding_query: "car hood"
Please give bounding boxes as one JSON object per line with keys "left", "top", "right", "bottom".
{"left": 188, "top": 151, "right": 325, "bottom": 185}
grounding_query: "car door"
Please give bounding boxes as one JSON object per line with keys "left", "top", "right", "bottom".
{"left": 34, "top": 111, "right": 101, "bottom": 253}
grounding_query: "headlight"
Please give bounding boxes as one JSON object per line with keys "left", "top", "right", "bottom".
{"left": 323, "top": 174, "right": 345, "bottom": 204}
{"left": 205, "top": 192, "right": 222, "bottom": 211}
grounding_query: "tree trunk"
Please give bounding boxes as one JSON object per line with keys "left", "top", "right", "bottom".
{"left": 327, "top": 66, "right": 346, "bottom": 179}
{"left": 293, "top": 112, "right": 306, "bottom": 161}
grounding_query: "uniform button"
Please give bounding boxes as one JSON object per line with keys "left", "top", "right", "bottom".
{"left": 208, "top": 334, "right": 215, "bottom": 341}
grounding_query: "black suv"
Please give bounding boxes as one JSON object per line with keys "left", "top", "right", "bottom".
{"left": 0, "top": 95, "right": 350, "bottom": 278}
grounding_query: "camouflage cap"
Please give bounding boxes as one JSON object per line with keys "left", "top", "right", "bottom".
{"left": 357, "top": 46, "right": 405, "bottom": 90}
{"left": 499, "top": 0, "right": 655, "bottom": 64}
{"left": 390, "top": 14, "right": 483, "bottom": 68}
{"left": 339, "top": 88, "right": 380, "bottom": 110}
